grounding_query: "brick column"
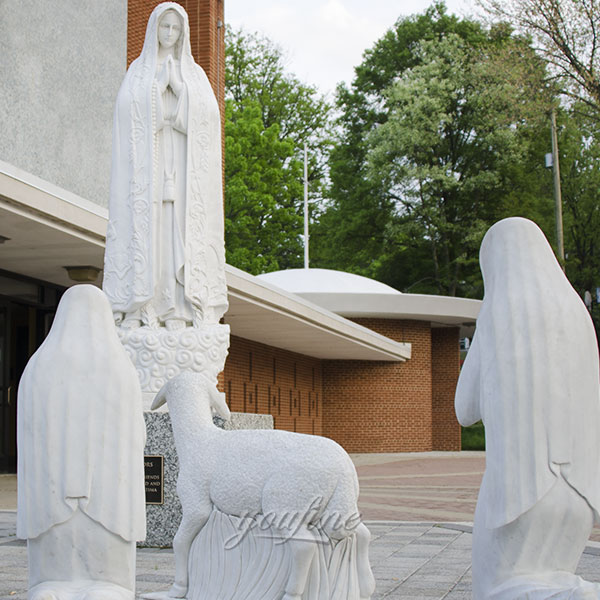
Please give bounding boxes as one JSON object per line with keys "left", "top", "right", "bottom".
{"left": 431, "top": 327, "right": 461, "bottom": 450}
{"left": 322, "top": 319, "right": 434, "bottom": 453}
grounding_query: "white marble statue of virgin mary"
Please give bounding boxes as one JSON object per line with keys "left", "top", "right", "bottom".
{"left": 455, "top": 217, "right": 600, "bottom": 599}
{"left": 17, "top": 285, "right": 146, "bottom": 599}
{"left": 103, "top": 2, "right": 228, "bottom": 330}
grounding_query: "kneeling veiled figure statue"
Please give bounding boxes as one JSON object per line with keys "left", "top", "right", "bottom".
{"left": 456, "top": 217, "right": 600, "bottom": 599}
{"left": 17, "top": 285, "right": 146, "bottom": 600}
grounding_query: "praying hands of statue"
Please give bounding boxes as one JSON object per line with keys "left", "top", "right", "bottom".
{"left": 169, "top": 58, "right": 183, "bottom": 96}
{"left": 156, "top": 59, "right": 170, "bottom": 95}
{"left": 157, "top": 56, "right": 183, "bottom": 96}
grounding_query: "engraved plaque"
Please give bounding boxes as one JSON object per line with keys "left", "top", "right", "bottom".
{"left": 145, "top": 455, "right": 164, "bottom": 505}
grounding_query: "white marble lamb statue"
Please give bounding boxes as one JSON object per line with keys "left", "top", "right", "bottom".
{"left": 455, "top": 217, "right": 600, "bottom": 599}
{"left": 144, "top": 371, "right": 376, "bottom": 600}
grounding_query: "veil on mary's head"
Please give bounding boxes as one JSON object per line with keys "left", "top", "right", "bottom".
{"left": 139, "top": 2, "right": 192, "bottom": 67}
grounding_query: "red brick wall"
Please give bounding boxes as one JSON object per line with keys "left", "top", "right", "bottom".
{"left": 127, "top": 0, "right": 225, "bottom": 146}
{"left": 321, "top": 320, "right": 461, "bottom": 453}
{"left": 224, "top": 336, "right": 323, "bottom": 435}
{"left": 431, "top": 328, "right": 461, "bottom": 451}
{"left": 224, "top": 322, "right": 461, "bottom": 450}
{"left": 322, "top": 320, "right": 433, "bottom": 453}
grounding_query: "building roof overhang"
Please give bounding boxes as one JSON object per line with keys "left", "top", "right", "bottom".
{"left": 257, "top": 268, "right": 480, "bottom": 336}
{"left": 296, "top": 292, "right": 480, "bottom": 331}
{"left": 0, "top": 161, "right": 411, "bottom": 362}
{"left": 225, "top": 265, "right": 411, "bottom": 360}
{"left": 0, "top": 161, "right": 107, "bottom": 288}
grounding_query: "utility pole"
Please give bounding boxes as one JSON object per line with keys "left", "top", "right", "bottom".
{"left": 550, "top": 109, "right": 565, "bottom": 269}
{"left": 304, "top": 142, "right": 309, "bottom": 269}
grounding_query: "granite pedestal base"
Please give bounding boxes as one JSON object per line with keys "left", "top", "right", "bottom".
{"left": 118, "top": 323, "right": 230, "bottom": 546}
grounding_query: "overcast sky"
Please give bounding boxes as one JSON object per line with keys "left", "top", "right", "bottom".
{"left": 225, "top": 0, "right": 478, "bottom": 96}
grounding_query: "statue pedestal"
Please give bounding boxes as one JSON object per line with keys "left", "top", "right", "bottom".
{"left": 118, "top": 324, "right": 230, "bottom": 410}
{"left": 118, "top": 323, "right": 230, "bottom": 547}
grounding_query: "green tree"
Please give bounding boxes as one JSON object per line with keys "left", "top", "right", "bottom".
{"left": 312, "top": 4, "right": 555, "bottom": 296}
{"left": 479, "top": 0, "right": 600, "bottom": 113}
{"left": 224, "top": 28, "right": 332, "bottom": 273}
{"left": 367, "top": 32, "right": 554, "bottom": 296}
{"left": 559, "top": 107, "right": 600, "bottom": 293}
{"left": 477, "top": 0, "right": 600, "bottom": 329}
{"left": 311, "top": 3, "right": 487, "bottom": 282}
{"left": 225, "top": 101, "right": 304, "bottom": 273}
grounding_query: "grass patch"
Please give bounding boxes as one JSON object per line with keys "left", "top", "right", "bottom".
{"left": 461, "top": 421, "right": 485, "bottom": 451}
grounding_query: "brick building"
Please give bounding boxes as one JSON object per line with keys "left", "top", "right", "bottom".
{"left": 0, "top": 0, "right": 480, "bottom": 473}
{"left": 251, "top": 269, "right": 479, "bottom": 452}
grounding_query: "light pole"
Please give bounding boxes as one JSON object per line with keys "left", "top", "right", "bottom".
{"left": 304, "top": 142, "right": 309, "bottom": 269}
{"left": 550, "top": 109, "right": 565, "bottom": 269}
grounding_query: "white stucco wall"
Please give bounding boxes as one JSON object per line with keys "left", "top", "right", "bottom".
{"left": 0, "top": 0, "right": 126, "bottom": 207}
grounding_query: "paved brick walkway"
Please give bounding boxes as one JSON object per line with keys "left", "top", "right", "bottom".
{"left": 352, "top": 452, "right": 600, "bottom": 542}
{"left": 353, "top": 452, "right": 484, "bottom": 523}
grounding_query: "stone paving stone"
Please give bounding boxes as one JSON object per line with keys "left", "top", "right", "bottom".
{"left": 578, "top": 552, "right": 600, "bottom": 581}
{"left": 384, "top": 533, "right": 470, "bottom": 598}
{"left": 0, "top": 541, "right": 27, "bottom": 600}
{"left": 373, "top": 580, "right": 405, "bottom": 597}
{"left": 136, "top": 548, "right": 177, "bottom": 595}
{"left": 0, "top": 511, "right": 17, "bottom": 541}
{"left": 385, "top": 591, "right": 446, "bottom": 598}
{"left": 418, "top": 537, "right": 458, "bottom": 546}
{"left": 3, "top": 510, "right": 600, "bottom": 599}
{"left": 445, "top": 590, "right": 473, "bottom": 600}
{"left": 395, "top": 545, "right": 448, "bottom": 559}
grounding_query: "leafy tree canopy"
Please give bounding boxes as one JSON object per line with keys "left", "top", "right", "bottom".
{"left": 478, "top": 0, "right": 600, "bottom": 114}
{"left": 560, "top": 106, "right": 600, "bottom": 295}
{"left": 366, "top": 32, "right": 555, "bottom": 296}
{"left": 224, "top": 7, "right": 600, "bottom": 313}
{"left": 312, "top": 4, "right": 558, "bottom": 298}
{"left": 310, "top": 3, "right": 489, "bottom": 282}
{"left": 224, "top": 27, "right": 332, "bottom": 274}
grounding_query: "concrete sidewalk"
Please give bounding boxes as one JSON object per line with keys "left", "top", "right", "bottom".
{"left": 3, "top": 515, "right": 600, "bottom": 599}
{"left": 2, "top": 517, "right": 475, "bottom": 599}
{"left": 3, "top": 453, "right": 600, "bottom": 599}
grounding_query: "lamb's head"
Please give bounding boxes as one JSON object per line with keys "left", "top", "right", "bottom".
{"left": 151, "top": 372, "right": 231, "bottom": 421}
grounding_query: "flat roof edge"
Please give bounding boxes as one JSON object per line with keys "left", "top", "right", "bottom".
{"left": 0, "top": 160, "right": 108, "bottom": 240}
{"left": 297, "top": 291, "right": 481, "bottom": 323}
{"left": 226, "top": 266, "right": 411, "bottom": 362}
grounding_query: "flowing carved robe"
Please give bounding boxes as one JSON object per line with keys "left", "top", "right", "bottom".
{"left": 17, "top": 285, "right": 146, "bottom": 542}
{"left": 455, "top": 217, "right": 600, "bottom": 529}
{"left": 103, "top": 2, "right": 228, "bottom": 324}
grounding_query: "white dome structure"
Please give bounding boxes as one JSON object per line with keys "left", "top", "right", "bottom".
{"left": 257, "top": 268, "right": 402, "bottom": 295}
{"left": 257, "top": 268, "right": 479, "bottom": 330}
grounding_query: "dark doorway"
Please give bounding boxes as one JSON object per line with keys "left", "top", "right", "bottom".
{"left": 0, "top": 272, "right": 63, "bottom": 473}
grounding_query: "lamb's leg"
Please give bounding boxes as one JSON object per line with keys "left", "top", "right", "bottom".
{"left": 355, "top": 522, "right": 375, "bottom": 600}
{"left": 169, "top": 509, "right": 210, "bottom": 598}
{"left": 280, "top": 524, "right": 318, "bottom": 600}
